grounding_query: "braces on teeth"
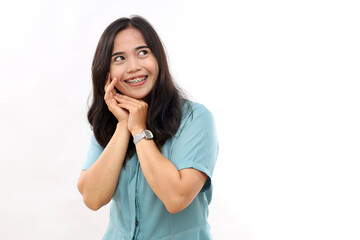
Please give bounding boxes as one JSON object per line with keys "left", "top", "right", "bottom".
{"left": 126, "top": 77, "right": 146, "bottom": 83}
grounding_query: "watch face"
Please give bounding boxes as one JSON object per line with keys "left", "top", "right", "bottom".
{"left": 143, "top": 130, "right": 153, "bottom": 139}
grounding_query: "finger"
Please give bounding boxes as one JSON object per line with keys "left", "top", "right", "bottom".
{"left": 104, "top": 78, "right": 118, "bottom": 102}
{"left": 114, "top": 96, "right": 146, "bottom": 112}
{"left": 117, "top": 102, "right": 133, "bottom": 113}
{"left": 115, "top": 93, "right": 144, "bottom": 105}
{"left": 115, "top": 99, "right": 138, "bottom": 111}
{"left": 104, "top": 74, "right": 112, "bottom": 101}
{"left": 117, "top": 103, "right": 130, "bottom": 112}
{"left": 106, "top": 77, "right": 117, "bottom": 94}
{"left": 105, "top": 95, "right": 117, "bottom": 108}
{"left": 109, "top": 76, "right": 118, "bottom": 96}
{"left": 116, "top": 98, "right": 147, "bottom": 112}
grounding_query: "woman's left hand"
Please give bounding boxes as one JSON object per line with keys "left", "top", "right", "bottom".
{"left": 114, "top": 94, "right": 148, "bottom": 136}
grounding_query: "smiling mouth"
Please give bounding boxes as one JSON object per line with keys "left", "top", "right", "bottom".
{"left": 124, "top": 76, "right": 148, "bottom": 83}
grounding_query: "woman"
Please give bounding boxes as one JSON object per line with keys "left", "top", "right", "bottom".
{"left": 77, "top": 16, "right": 218, "bottom": 240}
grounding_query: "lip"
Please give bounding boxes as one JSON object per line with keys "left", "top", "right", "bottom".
{"left": 124, "top": 75, "right": 147, "bottom": 82}
{"left": 124, "top": 75, "right": 148, "bottom": 86}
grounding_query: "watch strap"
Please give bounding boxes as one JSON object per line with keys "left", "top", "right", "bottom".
{"left": 133, "top": 130, "right": 153, "bottom": 144}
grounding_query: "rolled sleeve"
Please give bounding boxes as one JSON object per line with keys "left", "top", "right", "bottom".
{"left": 82, "top": 133, "right": 104, "bottom": 170}
{"left": 170, "top": 104, "right": 219, "bottom": 192}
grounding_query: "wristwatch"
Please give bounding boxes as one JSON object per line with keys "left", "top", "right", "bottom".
{"left": 133, "top": 130, "right": 153, "bottom": 144}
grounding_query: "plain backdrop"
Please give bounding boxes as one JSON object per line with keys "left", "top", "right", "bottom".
{"left": 1, "top": 0, "right": 359, "bottom": 239}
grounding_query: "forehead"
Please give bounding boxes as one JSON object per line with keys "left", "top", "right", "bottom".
{"left": 113, "top": 28, "right": 146, "bottom": 51}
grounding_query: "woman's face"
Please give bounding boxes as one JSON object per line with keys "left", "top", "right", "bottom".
{"left": 109, "top": 27, "right": 159, "bottom": 99}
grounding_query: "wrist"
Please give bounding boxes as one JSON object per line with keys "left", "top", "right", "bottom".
{"left": 116, "top": 121, "right": 129, "bottom": 131}
{"left": 131, "top": 128, "right": 145, "bottom": 138}
{"left": 133, "top": 129, "right": 153, "bottom": 144}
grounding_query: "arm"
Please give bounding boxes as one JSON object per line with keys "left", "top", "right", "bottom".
{"left": 115, "top": 94, "right": 209, "bottom": 214}
{"left": 134, "top": 134, "right": 208, "bottom": 214}
{"left": 77, "top": 76, "right": 131, "bottom": 211}
{"left": 77, "top": 123, "right": 130, "bottom": 211}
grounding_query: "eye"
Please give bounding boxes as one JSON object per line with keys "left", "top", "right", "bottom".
{"left": 114, "top": 56, "right": 125, "bottom": 62}
{"left": 138, "top": 49, "right": 148, "bottom": 56}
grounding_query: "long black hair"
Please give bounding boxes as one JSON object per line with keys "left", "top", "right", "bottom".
{"left": 87, "top": 16, "right": 190, "bottom": 165}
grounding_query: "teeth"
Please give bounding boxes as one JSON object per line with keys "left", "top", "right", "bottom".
{"left": 126, "top": 77, "right": 146, "bottom": 83}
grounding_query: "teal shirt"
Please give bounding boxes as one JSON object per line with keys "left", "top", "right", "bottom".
{"left": 82, "top": 101, "right": 219, "bottom": 240}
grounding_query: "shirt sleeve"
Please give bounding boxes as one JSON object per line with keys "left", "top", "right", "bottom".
{"left": 170, "top": 104, "right": 219, "bottom": 192}
{"left": 81, "top": 133, "right": 104, "bottom": 170}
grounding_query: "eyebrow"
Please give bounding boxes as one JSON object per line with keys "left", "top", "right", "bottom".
{"left": 111, "top": 45, "right": 149, "bottom": 57}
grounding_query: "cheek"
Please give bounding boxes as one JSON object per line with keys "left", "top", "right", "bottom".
{"left": 154, "top": 65, "right": 159, "bottom": 80}
{"left": 109, "top": 66, "right": 124, "bottom": 79}
{"left": 151, "top": 61, "right": 159, "bottom": 78}
{"left": 114, "top": 84, "right": 122, "bottom": 94}
{"left": 109, "top": 65, "right": 114, "bottom": 76}
{"left": 110, "top": 70, "right": 118, "bottom": 79}
{"left": 114, "top": 81, "right": 124, "bottom": 89}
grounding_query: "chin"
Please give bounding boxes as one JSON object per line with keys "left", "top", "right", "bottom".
{"left": 128, "top": 93, "right": 149, "bottom": 100}
{"left": 114, "top": 88, "right": 146, "bottom": 99}
{"left": 127, "top": 88, "right": 153, "bottom": 100}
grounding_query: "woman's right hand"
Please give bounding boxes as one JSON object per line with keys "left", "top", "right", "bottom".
{"left": 104, "top": 73, "right": 129, "bottom": 123}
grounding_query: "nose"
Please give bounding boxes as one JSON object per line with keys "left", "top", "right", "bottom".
{"left": 126, "top": 57, "right": 141, "bottom": 73}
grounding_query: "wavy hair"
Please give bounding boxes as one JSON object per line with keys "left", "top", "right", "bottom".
{"left": 87, "top": 16, "right": 190, "bottom": 166}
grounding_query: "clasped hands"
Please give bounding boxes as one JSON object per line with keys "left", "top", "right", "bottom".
{"left": 104, "top": 75, "right": 147, "bottom": 137}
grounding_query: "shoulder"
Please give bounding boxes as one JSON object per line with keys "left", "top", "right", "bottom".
{"left": 175, "top": 100, "right": 216, "bottom": 137}
{"left": 181, "top": 100, "right": 214, "bottom": 121}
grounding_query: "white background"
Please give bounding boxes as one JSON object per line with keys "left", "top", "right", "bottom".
{"left": 1, "top": 0, "right": 359, "bottom": 239}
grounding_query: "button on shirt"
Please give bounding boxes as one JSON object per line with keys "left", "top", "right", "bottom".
{"left": 82, "top": 101, "right": 219, "bottom": 240}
